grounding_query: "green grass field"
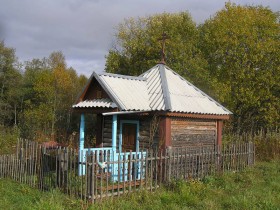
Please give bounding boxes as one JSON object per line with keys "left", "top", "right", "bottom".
{"left": 1, "top": 160, "right": 280, "bottom": 210}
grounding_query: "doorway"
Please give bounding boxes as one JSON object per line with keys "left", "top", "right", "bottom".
{"left": 122, "top": 123, "right": 137, "bottom": 152}
{"left": 119, "top": 120, "right": 140, "bottom": 180}
{"left": 119, "top": 120, "right": 139, "bottom": 153}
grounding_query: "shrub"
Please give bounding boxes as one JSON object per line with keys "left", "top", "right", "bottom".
{"left": 0, "top": 125, "right": 20, "bottom": 154}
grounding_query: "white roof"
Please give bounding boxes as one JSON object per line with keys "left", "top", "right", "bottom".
{"left": 73, "top": 64, "right": 232, "bottom": 115}
{"left": 73, "top": 99, "right": 117, "bottom": 108}
{"left": 164, "top": 67, "right": 230, "bottom": 115}
{"left": 98, "top": 73, "right": 151, "bottom": 111}
{"left": 141, "top": 66, "right": 165, "bottom": 111}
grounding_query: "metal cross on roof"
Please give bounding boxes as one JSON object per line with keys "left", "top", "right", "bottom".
{"left": 158, "top": 32, "right": 170, "bottom": 64}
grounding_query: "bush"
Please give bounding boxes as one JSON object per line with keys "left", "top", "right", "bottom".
{"left": 223, "top": 130, "right": 280, "bottom": 161}
{"left": 0, "top": 125, "right": 20, "bottom": 154}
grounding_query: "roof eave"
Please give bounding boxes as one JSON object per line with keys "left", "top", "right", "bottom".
{"left": 72, "top": 71, "right": 127, "bottom": 111}
{"left": 165, "top": 112, "right": 231, "bottom": 120}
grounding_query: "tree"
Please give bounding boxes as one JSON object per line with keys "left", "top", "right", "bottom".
{"left": 0, "top": 41, "right": 22, "bottom": 126}
{"left": 199, "top": 3, "right": 280, "bottom": 132}
{"left": 20, "top": 52, "right": 88, "bottom": 141}
{"left": 105, "top": 12, "right": 211, "bottom": 90}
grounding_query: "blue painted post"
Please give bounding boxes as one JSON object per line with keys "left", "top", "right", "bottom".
{"left": 79, "top": 113, "right": 85, "bottom": 176}
{"left": 112, "top": 114, "right": 117, "bottom": 151}
{"left": 111, "top": 114, "right": 117, "bottom": 181}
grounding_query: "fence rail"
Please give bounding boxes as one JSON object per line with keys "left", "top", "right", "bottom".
{"left": 0, "top": 139, "right": 255, "bottom": 203}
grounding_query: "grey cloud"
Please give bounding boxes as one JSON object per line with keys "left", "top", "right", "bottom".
{"left": 0, "top": 22, "right": 5, "bottom": 40}
{"left": 1, "top": 0, "right": 279, "bottom": 76}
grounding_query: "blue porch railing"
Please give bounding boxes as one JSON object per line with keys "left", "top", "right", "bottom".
{"left": 110, "top": 151, "right": 147, "bottom": 182}
{"left": 79, "top": 148, "right": 112, "bottom": 176}
{"left": 79, "top": 148, "right": 147, "bottom": 182}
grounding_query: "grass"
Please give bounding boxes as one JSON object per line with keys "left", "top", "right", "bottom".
{"left": 0, "top": 179, "right": 85, "bottom": 210}
{"left": 1, "top": 160, "right": 280, "bottom": 209}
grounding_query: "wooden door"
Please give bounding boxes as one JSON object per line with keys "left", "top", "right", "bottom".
{"left": 122, "top": 123, "right": 137, "bottom": 152}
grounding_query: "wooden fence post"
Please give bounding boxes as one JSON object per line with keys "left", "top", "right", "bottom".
{"left": 248, "top": 142, "right": 254, "bottom": 166}
{"left": 216, "top": 144, "right": 222, "bottom": 174}
{"left": 0, "top": 139, "right": 257, "bottom": 203}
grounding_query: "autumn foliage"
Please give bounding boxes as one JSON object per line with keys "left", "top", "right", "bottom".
{"left": 106, "top": 3, "right": 280, "bottom": 134}
{"left": 0, "top": 48, "right": 87, "bottom": 143}
{"left": 0, "top": 3, "right": 279, "bottom": 149}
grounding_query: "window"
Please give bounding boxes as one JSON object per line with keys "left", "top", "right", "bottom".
{"left": 96, "top": 90, "right": 102, "bottom": 99}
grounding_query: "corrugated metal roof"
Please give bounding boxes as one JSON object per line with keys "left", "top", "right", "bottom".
{"left": 73, "top": 64, "right": 231, "bottom": 115}
{"left": 141, "top": 66, "right": 165, "bottom": 111}
{"left": 164, "top": 66, "right": 231, "bottom": 115}
{"left": 73, "top": 98, "right": 117, "bottom": 108}
{"left": 141, "top": 64, "right": 231, "bottom": 115}
{"left": 98, "top": 73, "right": 151, "bottom": 111}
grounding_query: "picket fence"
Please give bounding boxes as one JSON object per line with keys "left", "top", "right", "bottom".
{"left": 0, "top": 139, "right": 255, "bottom": 203}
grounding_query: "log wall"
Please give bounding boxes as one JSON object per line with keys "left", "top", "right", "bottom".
{"left": 101, "top": 116, "right": 159, "bottom": 151}
{"left": 171, "top": 118, "right": 217, "bottom": 147}
{"left": 102, "top": 116, "right": 113, "bottom": 148}
{"left": 139, "top": 117, "right": 159, "bottom": 150}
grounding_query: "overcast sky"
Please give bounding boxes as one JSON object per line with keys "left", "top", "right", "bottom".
{"left": 0, "top": 0, "right": 279, "bottom": 76}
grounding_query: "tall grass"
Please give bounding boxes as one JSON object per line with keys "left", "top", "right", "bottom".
{"left": 1, "top": 160, "right": 280, "bottom": 209}
{"left": 0, "top": 178, "right": 85, "bottom": 210}
{"left": 223, "top": 130, "right": 280, "bottom": 161}
{"left": 95, "top": 160, "right": 280, "bottom": 210}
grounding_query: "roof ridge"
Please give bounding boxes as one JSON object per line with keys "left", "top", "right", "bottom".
{"left": 100, "top": 72, "right": 146, "bottom": 81}
{"left": 159, "top": 64, "right": 172, "bottom": 111}
{"left": 139, "top": 64, "right": 160, "bottom": 77}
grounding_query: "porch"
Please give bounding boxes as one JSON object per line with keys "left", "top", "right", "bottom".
{"left": 78, "top": 111, "right": 149, "bottom": 181}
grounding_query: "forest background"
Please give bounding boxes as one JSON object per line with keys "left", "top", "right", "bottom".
{"left": 0, "top": 3, "right": 279, "bottom": 154}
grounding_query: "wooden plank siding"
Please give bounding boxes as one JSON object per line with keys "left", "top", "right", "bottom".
{"left": 83, "top": 78, "right": 110, "bottom": 101}
{"left": 102, "top": 116, "right": 159, "bottom": 151}
{"left": 139, "top": 117, "right": 159, "bottom": 150}
{"left": 171, "top": 118, "right": 217, "bottom": 147}
{"left": 102, "top": 116, "right": 113, "bottom": 148}
{"left": 99, "top": 115, "right": 219, "bottom": 150}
